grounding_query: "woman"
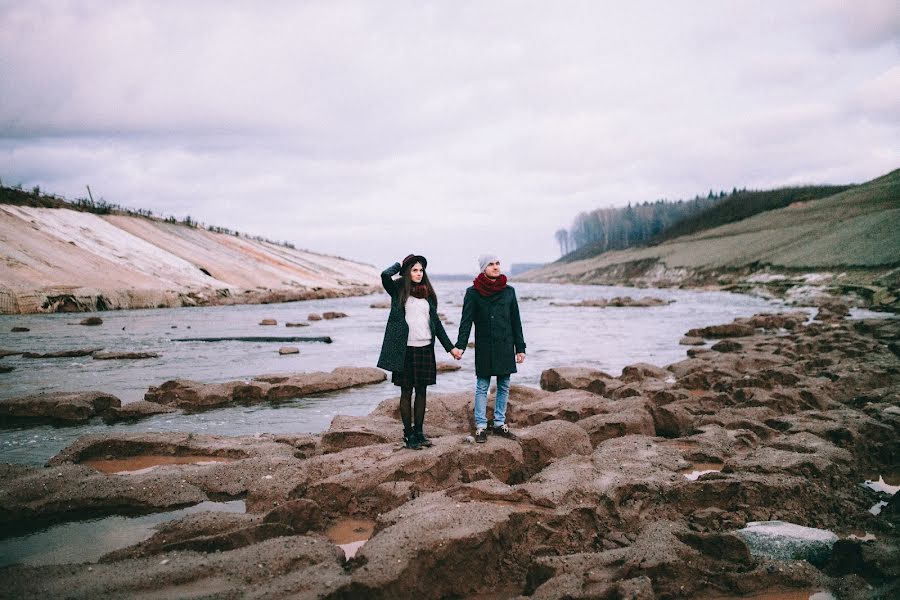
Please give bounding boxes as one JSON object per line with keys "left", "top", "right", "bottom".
{"left": 377, "top": 254, "right": 460, "bottom": 449}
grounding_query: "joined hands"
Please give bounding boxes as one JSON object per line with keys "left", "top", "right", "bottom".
{"left": 450, "top": 348, "right": 463, "bottom": 360}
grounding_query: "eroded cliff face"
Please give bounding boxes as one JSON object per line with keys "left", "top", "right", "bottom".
{"left": 0, "top": 206, "right": 378, "bottom": 314}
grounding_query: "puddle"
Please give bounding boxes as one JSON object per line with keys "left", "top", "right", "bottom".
{"left": 325, "top": 518, "right": 375, "bottom": 559}
{"left": 84, "top": 454, "right": 235, "bottom": 474}
{"left": 0, "top": 499, "right": 245, "bottom": 567}
{"left": 680, "top": 462, "right": 724, "bottom": 481}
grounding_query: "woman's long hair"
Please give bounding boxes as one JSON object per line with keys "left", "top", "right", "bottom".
{"left": 398, "top": 265, "right": 437, "bottom": 307}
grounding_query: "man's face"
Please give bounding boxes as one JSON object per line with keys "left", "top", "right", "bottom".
{"left": 484, "top": 260, "right": 501, "bottom": 278}
{"left": 410, "top": 263, "right": 424, "bottom": 283}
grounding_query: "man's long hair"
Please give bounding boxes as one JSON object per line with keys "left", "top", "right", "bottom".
{"left": 398, "top": 266, "right": 437, "bottom": 307}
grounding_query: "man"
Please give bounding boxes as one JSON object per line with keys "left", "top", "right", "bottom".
{"left": 455, "top": 254, "right": 526, "bottom": 443}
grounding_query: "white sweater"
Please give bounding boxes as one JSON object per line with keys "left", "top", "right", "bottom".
{"left": 405, "top": 296, "right": 432, "bottom": 347}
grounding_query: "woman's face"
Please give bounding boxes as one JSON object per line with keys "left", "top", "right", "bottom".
{"left": 409, "top": 263, "right": 424, "bottom": 283}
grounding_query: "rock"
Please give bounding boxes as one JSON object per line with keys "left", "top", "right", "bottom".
{"left": 711, "top": 340, "right": 743, "bottom": 353}
{"left": 22, "top": 347, "right": 103, "bottom": 358}
{"left": 0, "top": 365, "right": 12, "bottom": 373}
{"left": 685, "top": 323, "right": 755, "bottom": 338}
{"left": 815, "top": 301, "right": 850, "bottom": 321}
{"left": 322, "top": 311, "right": 348, "bottom": 319}
{"left": 517, "top": 420, "right": 592, "bottom": 475}
{"left": 259, "top": 319, "right": 277, "bottom": 326}
{"left": 102, "top": 400, "right": 178, "bottom": 423}
{"left": 278, "top": 346, "right": 299, "bottom": 355}
{"left": 145, "top": 368, "right": 386, "bottom": 410}
{"left": 11, "top": 326, "right": 29, "bottom": 332}
{"left": 680, "top": 336, "right": 705, "bottom": 346}
{"left": 370, "top": 302, "right": 391, "bottom": 309}
{"left": 2, "top": 536, "right": 347, "bottom": 599}
{"left": 577, "top": 401, "right": 655, "bottom": 446}
{"left": 436, "top": 361, "right": 461, "bottom": 373}
{"left": 0, "top": 391, "right": 121, "bottom": 425}
{"left": 80, "top": 317, "right": 103, "bottom": 326}
{"left": 620, "top": 362, "right": 670, "bottom": 383}
{"left": 0, "top": 349, "right": 23, "bottom": 357}
{"left": 539, "top": 367, "right": 613, "bottom": 393}
{"left": 285, "top": 322, "right": 309, "bottom": 327}
{"left": 321, "top": 414, "right": 405, "bottom": 453}
{"left": 551, "top": 297, "right": 672, "bottom": 308}
{"left": 260, "top": 367, "right": 386, "bottom": 401}
{"left": 308, "top": 313, "right": 322, "bottom": 321}
{"left": 262, "top": 498, "right": 324, "bottom": 533}
{"left": 93, "top": 351, "right": 160, "bottom": 360}
{"left": 736, "top": 520, "right": 838, "bottom": 566}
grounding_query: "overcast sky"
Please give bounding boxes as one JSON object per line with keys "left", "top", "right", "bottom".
{"left": 1, "top": 1, "right": 898, "bottom": 274}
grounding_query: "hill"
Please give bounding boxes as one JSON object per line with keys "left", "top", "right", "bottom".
{"left": 519, "top": 168, "right": 900, "bottom": 310}
{"left": 0, "top": 187, "right": 378, "bottom": 314}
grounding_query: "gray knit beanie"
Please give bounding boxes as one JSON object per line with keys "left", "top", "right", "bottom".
{"left": 478, "top": 254, "right": 500, "bottom": 273}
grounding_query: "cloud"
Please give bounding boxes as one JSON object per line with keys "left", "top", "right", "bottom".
{"left": 1, "top": 0, "right": 898, "bottom": 272}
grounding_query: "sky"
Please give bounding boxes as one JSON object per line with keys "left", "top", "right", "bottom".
{"left": 1, "top": 1, "right": 898, "bottom": 274}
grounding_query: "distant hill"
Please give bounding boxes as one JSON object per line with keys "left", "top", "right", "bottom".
{"left": 0, "top": 185, "right": 378, "bottom": 314}
{"left": 557, "top": 184, "right": 854, "bottom": 264}
{"left": 520, "top": 168, "right": 900, "bottom": 310}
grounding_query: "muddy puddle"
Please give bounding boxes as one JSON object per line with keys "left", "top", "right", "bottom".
{"left": 680, "top": 462, "right": 724, "bottom": 480}
{"left": 0, "top": 499, "right": 245, "bottom": 567}
{"left": 325, "top": 517, "right": 376, "bottom": 559}
{"left": 84, "top": 454, "right": 235, "bottom": 474}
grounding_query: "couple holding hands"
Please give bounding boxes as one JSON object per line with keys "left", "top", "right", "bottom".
{"left": 377, "top": 253, "right": 526, "bottom": 449}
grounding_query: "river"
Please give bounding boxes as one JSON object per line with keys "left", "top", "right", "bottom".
{"left": 0, "top": 281, "right": 819, "bottom": 465}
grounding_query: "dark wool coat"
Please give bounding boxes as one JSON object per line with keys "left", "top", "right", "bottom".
{"left": 455, "top": 285, "right": 526, "bottom": 378}
{"left": 376, "top": 262, "right": 454, "bottom": 373}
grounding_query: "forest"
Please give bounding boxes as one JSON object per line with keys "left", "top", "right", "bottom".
{"left": 555, "top": 184, "right": 854, "bottom": 263}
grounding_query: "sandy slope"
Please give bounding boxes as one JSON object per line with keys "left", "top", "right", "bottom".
{"left": 519, "top": 170, "right": 900, "bottom": 294}
{"left": 0, "top": 206, "right": 378, "bottom": 314}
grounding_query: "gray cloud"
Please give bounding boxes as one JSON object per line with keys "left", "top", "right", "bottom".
{"left": 1, "top": 0, "right": 898, "bottom": 273}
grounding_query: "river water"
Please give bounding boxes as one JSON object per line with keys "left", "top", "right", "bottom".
{"left": 0, "top": 281, "right": 812, "bottom": 465}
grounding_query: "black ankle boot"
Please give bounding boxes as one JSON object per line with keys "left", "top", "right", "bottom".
{"left": 403, "top": 429, "right": 422, "bottom": 450}
{"left": 413, "top": 426, "right": 433, "bottom": 447}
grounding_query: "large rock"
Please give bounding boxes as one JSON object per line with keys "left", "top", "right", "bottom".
{"left": 539, "top": 367, "right": 614, "bottom": 393}
{"left": 145, "top": 367, "right": 387, "bottom": 410}
{"left": 736, "top": 520, "right": 838, "bottom": 566}
{"left": 0, "top": 391, "right": 121, "bottom": 425}
{"left": 685, "top": 323, "right": 755, "bottom": 338}
{"left": 517, "top": 420, "right": 592, "bottom": 475}
{"left": 2, "top": 535, "right": 347, "bottom": 600}
{"left": 576, "top": 399, "right": 655, "bottom": 446}
{"left": 101, "top": 400, "right": 177, "bottom": 423}
{"left": 22, "top": 347, "right": 103, "bottom": 358}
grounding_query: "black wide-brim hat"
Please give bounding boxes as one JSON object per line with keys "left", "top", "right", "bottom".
{"left": 401, "top": 254, "right": 428, "bottom": 273}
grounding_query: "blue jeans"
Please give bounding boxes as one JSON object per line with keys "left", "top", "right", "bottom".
{"left": 474, "top": 374, "right": 510, "bottom": 429}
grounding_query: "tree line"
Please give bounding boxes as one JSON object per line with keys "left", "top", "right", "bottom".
{"left": 554, "top": 184, "right": 854, "bottom": 262}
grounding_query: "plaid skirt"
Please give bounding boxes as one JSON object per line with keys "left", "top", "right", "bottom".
{"left": 391, "top": 344, "right": 437, "bottom": 387}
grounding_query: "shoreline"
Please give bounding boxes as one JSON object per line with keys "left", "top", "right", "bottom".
{"left": 1, "top": 307, "right": 898, "bottom": 597}
{"left": 515, "top": 262, "right": 900, "bottom": 314}
{"left": 0, "top": 284, "right": 380, "bottom": 315}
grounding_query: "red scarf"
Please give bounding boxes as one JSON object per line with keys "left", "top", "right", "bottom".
{"left": 473, "top": 273, "right": 507, "bottom": 297}
{"left": 410, "top": 284, "right": 430, "bottom": 299}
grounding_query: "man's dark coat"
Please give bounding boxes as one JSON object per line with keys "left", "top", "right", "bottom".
{"left": 455, "top": 285, "right": 526, "bottom": 378}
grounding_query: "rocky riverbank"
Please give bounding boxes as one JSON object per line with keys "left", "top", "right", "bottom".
{"left": 1, "top": 309, "right": 898, "bottom": 598}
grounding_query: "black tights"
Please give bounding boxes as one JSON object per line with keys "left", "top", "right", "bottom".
{"left": 400, "top": 385, "right": 427, "bottom": 432}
